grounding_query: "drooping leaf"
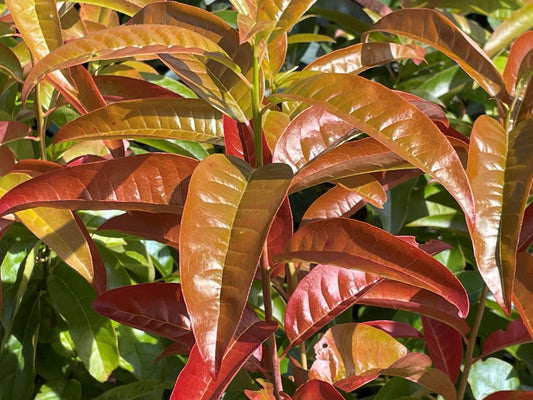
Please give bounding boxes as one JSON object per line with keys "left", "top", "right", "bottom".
{"left": 364, "top": 8, "right": 508, "bottom": 102}
{"left": 0, "top": 121, "right": 32, "bottom": 145}
{"left": 483, "top": 5, "right": 533, "bottom": 58}
{"left": 467, "top": 115, "right": 533, "bottom": 313}
{"left": 284, "top": 264, "right": 382, "bottom": 349}
{"left": 53, "top": 98, "right": 224, "bottom": 145}
{"left": 48, "top": 264, "right": 119, "bottom": 382}
{"left": 92, "top": 282, "right": 191, "bottom": 341}
{"left": 422, "top": 317, "right": 463, "bottom": 383}
{"left": 468, "top": 358, "right": 520, "bottom": 400}
{"left": 275, "top": 73, "right": 475, "bottom": 225}
{"left": 129, "top": 1, "right": 254, "bottom": 122}
{"left": 292, "top": 380, "right": 345, "bottom": 400}
{"left": 0, "top": 153, "right": 198, "bottom": 215}
{"left": 502, "top": 32, "right": 533, "bottom": 95}
{"left": 279, "top": 218, "right": 469, "bottom": 318}
{"left": 22, "top": 24, "right": 238, "bottom": 102}
{"left": 179, "top": 154, "right": 292, "bottom": 376}
{"left": 98, "top": 211, "right": 181, "bottom": 248}
{"left": 290, "top": 138, "right": 413, "bottom": 194}
{"left": 170, "top": 321, "right": 277, "bottom": 399}
{"left": 481, "top": 318, "right": 532, "bottom": 359}
{"left": 272, "top": 106, "right": 356, "bottom": 172}
{"left": 305, "top": 42, "right": 424, "bottom": 74}
{"left": 512, "top": 253, "right": 533, "bottom": 338}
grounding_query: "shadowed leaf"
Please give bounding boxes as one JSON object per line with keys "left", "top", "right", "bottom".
{"left": 275, "top": 73, "right": 475, "bottom": 225}
{"left": 502, "top": 32, "right": 533, "bottom": 95}
{"left": 361, "top": 320, "right": 421, "bottom": 338}
{"left": 93, "top": 75, "right": 180, "bottom": 102}
{"left": 180, "top": 154, "right": 292, "bottom": 377}
{"left": 485, "top": 391, "right": 533, "bottom": 400}
{"left": 292, "top": 380, "right": 344, "bottom": 400}
{"left": 481, "top": 318, "right": 532, "bottom": 359}
{"left": 279, "top": 218, "right": 469, "bottom": 318}
{"left": 0, "top": 121, "right": 32, "bottom": 145}
{"left": 513, "top": 253, "right": 533, "bottom": 338}
{"left": 170, "top": 321, "right": 277, "bottom": 400}
{"left": 0, "top": 153, "right": 198, "bottom": 216}
{"left": 518, "top": 203, "right": 533, "bottom": 252}
{"left": 365, "top": 8, "right": 507, "bottom": 102}
{"left": 0, "top": 42, "right": 22, "bottom": 81}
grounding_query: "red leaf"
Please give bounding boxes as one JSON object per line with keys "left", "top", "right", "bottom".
{"left": 292, "top": 380, "right": 344, "bottom": 400}
{"left": 98, "top": 211, "right": 181, "bottom": 248}
{"left": 485, "top": 391, "right": 533, "bottom": 400}
{"left": 266, "top": 197, "right": 293, "bottom": 277}
{"left": 518, "top": 202, "right": 533, "bottom": 252}
{"left": 514, "top": 253, "right": 533, "bottom": 338}
{"left": 362, "top": 320, "right": 422, "bottom": 339}
{"left": 0, "top": 121, "right": 33, "bottom": 145}
{"left": 481, "top": 318, "right": 532, "bottom": 359}
{"left": 422, "top": 316, "right": 463, "bottom": 383}
{"left": 92, "top": 282, "right": 191, "bottom": 341}
{"left": 0, "top": 146, "right": 15, "bottom": 176}
{"left": 224, "top": 115, "right": 256, "bottom": 165}
{"left": 93, "top": 75, "right": 181, "bottom": 102}
{"left": 155, "top": 336, "right": 196, "bottom": 363}
{"left": 170, "top": 321, "right": 277, "bottom": 400}
{"left": 503, "top": 31, "right": 533, "bottom": 95}
{"left": 0, "top": 153, "right": 198, "bottom": 216}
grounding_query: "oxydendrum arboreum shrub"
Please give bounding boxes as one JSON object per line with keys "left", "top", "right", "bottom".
{"left": 0, "top": 0, "right": 532, "bottom": 399}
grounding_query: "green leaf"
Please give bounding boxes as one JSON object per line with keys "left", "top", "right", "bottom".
{"left": 92, "top": 380, "right": 172, "bottom": 400}
{"left": 467, "top": 115, "right": 533, "bottom": 313}
{"left": 53, "top": 98, "right": 224, "bottom": 145}
{"left": 47, "top": 264, "right": 119, "bottom": 382}
{"left": 468, "top": 358, "right": 520, "bottom": 400}
{"left": 483, "top": 5, "right": 533, "bottom": 57}
{"left": 0, "top": 42, "right": 22, "bottom": 81}
{"left": 180, "top": 154, "right": 292, "bottom": 376}
{"left": 365, "top": 9, "right": 508, "bottom": 102}
{"left": 275, "top": 73, "right": 475, "bottom": 226}
{"left": 35, "top": 379, "right": 82, "bottom": 400}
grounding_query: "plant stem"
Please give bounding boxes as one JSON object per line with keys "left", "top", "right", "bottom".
{"left": 35, "top": 83, "right": 47, "bottom": 160}
{"left": 251, "top": 44, "right": 263, "bottom": 167}
{"left": 261, "top": 244, "right": 283, "bottom": 396}
{"left": 457, "top": 284, "right": 489, "bottom": 400}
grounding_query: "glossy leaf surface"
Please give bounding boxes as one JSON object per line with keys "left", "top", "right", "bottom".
{"left": 279, "top": 218, "right": 469, "bottom": 318}
{"left": 502, "top": 32, "right": 533, "bottom": 94}
{"left": 483, "top": 5, "right": 533, "bottom": 57}
{"left": 292, "top": 380, "right": 344, "bottom": 400}
{"left": 180, "top": 154, "right": 292, "bottom": 376}
{"left": 422, "top": 317, "right": 463, "bottom": 383}
{"left": 78, "top": 0, "right": 161, "bottom": 16}
{"left": 467, "top": 115, "right": 533, "bottom": 312}
{"left": 54, "top": 98, "right": 223, "bottom": 145}
{"left": 0, "top": 154, "right": 198, "bottom": 215}
{"left": 92, "top": 282, "right": 191, "bottom": 341}
{"left": 365, "top": 8, "right": 507, "bottom": 102}
{"left": 481, "top": 318, "right": 532, "bottom": 359}
{"left": 93, "top": 75, "right": 180, "bottom": 101}
{"left": 468, "top": 358, "right": 520, "bottom": 399}
{"left": 276, "top": 73, "right": 475, "bottom": 224}
{"left": 170, "top": 321, "right": 277, "bottom": 399}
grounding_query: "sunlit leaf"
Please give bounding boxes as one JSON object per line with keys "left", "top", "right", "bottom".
{"left": 170, "top": 321, "right": 277, "bottom": 399}
{"left": 279, "top": 218, "right": 469, "bottom": 318}
{"left": 92, "top": 380, "right": 170, "bottom": 400}
{"left": 468, "top": 358, "right": 520, "bottom": 400}
{"left": 275, "top": 73, "right": 475, "bottom": 225}
{"left": 483, "top": 5, "right": 533, "bottom": 57}
{"left": 513, "top": 252, "right": 533, "bottom": 338}
{"left": 502, "top": 32, "right": 533, "bottom": 95}
{"left": 0, "top": 153, "right": 198, "bottom": 215}
{"left": 284, "top": 264, "right": 382, "bottom": 349}
{"left": 361, "top": 320, "right": 421, "bottom": 339}
{"left": 467, "top": 115, "right": 533, "bottom": 312}
{"left": 22, "top": 24, "right": 238, "bottom": 102}
{"left": 92, "top": 282, "right": 191, "bottom": 341}
{"left": 93, "top": 75, "right": 180, "bottom": 102}
{"left": 48, "top": 264, "right": 119, "bottom": 382}
{"left": 481, "top": 318, "right": 532, "bottom": 359}
{"left": 292, "top": 380, "right": 345, "bottom": 400}
{"left": 77, "top": 0, "right": 162, "bottom": 16}
{"left": 266, "top": 197, "right": 293, "bottom": 276}
{"left": 305, "top": 42, "right": 424, "bottom": 74}
{"left": 54, "top": 98, "right": 223, "bottom": 145}
{"left": 180, "top": 154, "right": 292, "bottom": 376}
{"left": 422, "top": 317, "right": 463, "bottom": 383}
{"left": 35, "top": 379, "right": 82, "bottom": 400}
{"left": 290, "top": 138, "right": 412, "bottom": 194}
{"left": 365, "top": 8, "right": 508, "bottom": 102}
{"left": 244, "top": 379, "right": 275, "bottom": 400}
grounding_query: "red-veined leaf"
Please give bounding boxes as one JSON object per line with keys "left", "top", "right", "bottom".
{"left": 98, "top": 211, "right": 181, "bottom": 248}
{"left": 292, "top": 380, "right": 345, "bottom": 400}
{"left": 22, "top": 24, "right": 237, "bottom": 102}
{"left": 0, "top": 153, "right": 198, "bottom": 216}
{"left": 0, "top": 121, "right": 32, "bottom": 145}
{"left": 275, "top": 73, "right": 475, "bottom": 225}
{"left": 467, "top": 115, "right": 533, "bottom": 313}
{"left": 170, "top": 321, "right": 277, "bottom": 400}
{"left": 92, "top": 282, "right": 191, "bottom": 341}
{"left": 422, "top": 316, "right": 463, "bottom": 383}
{"left": 364, "top": 8, "right": 508, "bottom": 102}
{"left": 361, "top": 320, "right": 422, "bottom": 339}
{"left": 502, "top": 32, "right": 533, "bottom": 95}
{"left": 513, "top": 253, "right": 533, "bottom": 338}
{"left": 284, "top": 264, "right": 382, "bottom": 350}
{"left": 481, "top": 318, "right": 532, "bottom": 359}
{"left": 129, "top": 2, "right": 254, "bottom": 122}
{"left": 485, "top": 391, "right": 533, "bottom": 400}
{"left": 272, "top": 106, "right": 356, "bottom": 172}
{"left": 93, "top": 75, "right": 180, "bottom": 102}
{"left": 0, "top": 171, "right": 106, "bottom": 293}
{"left": 53, "top": 98, "right": 224, "bottom": 145}
{"left": 179, "top": 154, "right": 292, "bottom": 377}
{"left": 278, "top": 218, "right": 469, "bottom": 318}
{"left": 305, "top": 42, "right": 424, "bottom": 74}
{"left": 290, "top": 138, "right": 413, "bottom": 193}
